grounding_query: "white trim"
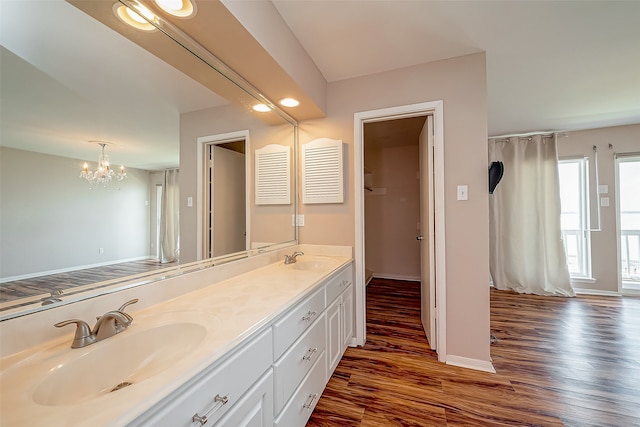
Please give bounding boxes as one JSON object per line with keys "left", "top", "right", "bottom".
{"left": 354, "top": 101, "right": 446, "bottom": 362}
{"left": 615, "top": 154, "right": 640, "bottom": 293}
{"left": 574, "top": 288, "right": 621, "bottom": 297}
{"left": 197, "top": 131, "right": 251, "bottom": 260}
{"left": 570, "top": 277, "right": 596, "bottom": 285}
{"left": 446, "top": 355, "right": 496, "bottom": 373}
{"left": 372, "top": 274, "right": 421, "bottom": 282}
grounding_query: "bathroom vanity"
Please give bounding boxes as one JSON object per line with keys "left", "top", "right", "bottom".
{"left": 0, "top": 246, "right": 353, "bottom": 427}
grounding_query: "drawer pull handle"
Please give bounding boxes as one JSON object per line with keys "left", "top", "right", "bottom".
{"left": 192, "top": 394, "right": 229, "bottom": 425}
{"left": 302, "top": 310, "right": 317, "bottom": 321}
{"left": 303, "top": 393, "right": 319, "bottom": 410}
{"left": 302, "top": 347, "right": 318, "bottom": 361}
{"left": 340, "top": 280, "right": 348, "bottom": 287}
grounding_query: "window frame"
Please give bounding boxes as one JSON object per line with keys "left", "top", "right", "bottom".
{"left": 615, "top": 153, "right": 640, "bottom": 290}
{"left": 558, "top": 156, "right": 592, "bottom": 279}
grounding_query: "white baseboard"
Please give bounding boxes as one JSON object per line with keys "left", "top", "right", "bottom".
{"left": 372, "top": 273, "right": 421, "bottom": 282}
{"left": 574, "top": 288, "right": 621, "bottom": 297}
{"left": 446, "top": 355, "right": 496, "bottom": 373}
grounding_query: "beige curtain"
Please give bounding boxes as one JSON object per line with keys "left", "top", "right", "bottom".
{"left": 489, "top": 134, "right": 575, "bottom": 296}
{"left": 160, "top": 169, "right": 180, "bottom": 263}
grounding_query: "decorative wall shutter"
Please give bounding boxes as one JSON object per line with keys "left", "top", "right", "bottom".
{"left": 302, "top": 138, "right": 344, "bottom": 204}
{"left": 255, "top": 144, "right": 290, "bottom": 205}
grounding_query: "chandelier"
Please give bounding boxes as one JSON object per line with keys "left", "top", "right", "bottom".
{"left": 80, "top": 142, "right": 127, "bottom": 189}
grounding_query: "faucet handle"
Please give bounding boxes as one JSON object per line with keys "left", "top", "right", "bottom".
{"left": 54, "top": 319, "right": 95, "bottom": 348}
{"left": 118, "top": 298, "right": 139, "bottom": 312}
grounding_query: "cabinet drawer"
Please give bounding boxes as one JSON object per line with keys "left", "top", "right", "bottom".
{"left": 273, "top": 287, "right": 324, "bottom": 360}
{"left": 325, "top": 265, "right": 353, "bottom": 306}
{"left": 273, "top": 312, "right": 326, "bottom": 415}
{"left": 132, "top": 328, "right": 273, "bottom": 427}
{"left": 274, "top": 350, "right": 327, "bottom": 427}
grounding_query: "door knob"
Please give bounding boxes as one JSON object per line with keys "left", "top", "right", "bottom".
{"left": 416, "top": 236, "right": 424, "bottom": 241}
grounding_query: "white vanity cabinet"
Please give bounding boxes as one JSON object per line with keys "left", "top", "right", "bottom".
{"left": 129, "top": 328, "right": 273, "bottom": 427}
{"left": 128, "top": 261, "right": 354, "bottom": 427}
{"left": 272, "top": 263, "right": 353, "bottom": 426}
{"left": 325, "top": 267, "right": 354, "bottom": 374}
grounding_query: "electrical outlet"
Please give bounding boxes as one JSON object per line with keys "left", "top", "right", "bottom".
{"left": 292, "top": 214, "right": 305, "bottom": 226}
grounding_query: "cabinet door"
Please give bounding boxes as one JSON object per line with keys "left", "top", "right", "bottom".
{"left": 215, "top": 370, "right": 273, "bottom": 427}
{"left": 341, "top": 285, "right": 354, "bottom": 351}
{"left": 326, "top": 297, "right": 342, "bottom": 375}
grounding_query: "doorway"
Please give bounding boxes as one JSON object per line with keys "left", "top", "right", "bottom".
{"left": 196, "top": 131, "right": 251, "bottom": 260}
{"left": 616, "top": 154, "right": 640, "bottom": 292}
{"left": 354, "top": 101, "right": 446, "bottom": 362}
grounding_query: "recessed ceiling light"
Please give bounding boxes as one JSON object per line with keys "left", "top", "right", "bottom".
{"left": 154, "top": 0, "right": 197, "bottom": 18}
{"left": 279, "top": 98, "right": 300, "bottom": 108}
{"left": 113, "top": 3, "right": 157, "bottom": 31}
{"left": 253, "top": 104, "right": 272, "bottom": 113}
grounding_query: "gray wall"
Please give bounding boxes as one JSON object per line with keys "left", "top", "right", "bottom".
{"left": 1, "top": 147, "right": 152, "bottom": 279}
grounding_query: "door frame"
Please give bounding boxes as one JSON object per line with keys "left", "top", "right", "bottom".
{"left": 354, "top": 100, "right": 447, "bottom": 362}
{"left": 196, "top": 130, "right": 250, "bottom": 260}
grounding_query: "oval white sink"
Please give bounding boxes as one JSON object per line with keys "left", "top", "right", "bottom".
{"left": 21, "top": 310, "right": 222, "bottom": 406}
{"left": 32, "top": 321, "right": 208, "bottom": 406}
{"left": 290, "top": 257, "right": 338, "bottom": 271}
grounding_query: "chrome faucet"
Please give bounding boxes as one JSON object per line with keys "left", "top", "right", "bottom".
{"left": 54, "top": 298, "right": 138, "bottom": 348}
{"left": 284, "top": 251, "right": 304, "bottom": 264}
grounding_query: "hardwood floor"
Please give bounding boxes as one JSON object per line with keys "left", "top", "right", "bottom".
{"left": 0, "top": 259, "right": 171, "bottom": 304}
{"left": 307, "top": 278, "right": 640, "bottom": 426}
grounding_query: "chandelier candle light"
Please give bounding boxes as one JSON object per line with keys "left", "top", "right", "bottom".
{"left": 80, "top": 142, "right": 127, "bottom": 189}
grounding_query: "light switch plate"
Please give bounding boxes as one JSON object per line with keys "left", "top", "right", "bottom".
{"left": 457, "top": 185, "right": 468, "bottom": 201}
{"left": 600, "top": 197, "right": 610, "bottom": 207}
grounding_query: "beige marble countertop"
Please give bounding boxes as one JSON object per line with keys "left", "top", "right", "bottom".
{"left": 0, "top": 253, "right": 351, "bottom": 426}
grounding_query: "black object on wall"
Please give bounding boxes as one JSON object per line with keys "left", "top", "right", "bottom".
{"left": 489, "top": 161, "right": 504, "bottom": 194}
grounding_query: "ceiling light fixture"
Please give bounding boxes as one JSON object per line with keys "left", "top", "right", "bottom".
{"left": 279, "top": 98, "right": 300, "bottom": 108}
{"left": 113, "top": 3, "right": 157, "bottom": 31}
{"left": 154, "top": 0, "right": 197, "bottom": 18}
{"left": 80, "top": 142, "right": 127, "bottom": 189}
{"left": 253, "top": 104, "right": 272, "bottom": 113}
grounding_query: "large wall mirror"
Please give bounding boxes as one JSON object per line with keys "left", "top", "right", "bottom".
{"left": 0, "top": 0, "right": 297, "bottom": 319}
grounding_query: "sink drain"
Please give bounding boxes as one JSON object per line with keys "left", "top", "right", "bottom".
{"left": 111, "top": 381, "right": 133, "bottom": 392}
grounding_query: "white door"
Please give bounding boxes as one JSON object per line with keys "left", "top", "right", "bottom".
{"left": 211, "top": 145, "right": 246, "bottom": 257}
{"left": 419, "top": 115, "right": 437, "bottom": 350}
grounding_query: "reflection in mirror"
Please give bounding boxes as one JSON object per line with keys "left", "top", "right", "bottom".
{"left": 0, "top": 0, "right": 297, "bottom": 318}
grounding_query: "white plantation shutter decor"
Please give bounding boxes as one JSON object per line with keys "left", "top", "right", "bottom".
{"left": 255, "top": 144, "right": 290, "bottom": 205}
{"left": 302, "top": 138, "right": 344, "bottom": 204}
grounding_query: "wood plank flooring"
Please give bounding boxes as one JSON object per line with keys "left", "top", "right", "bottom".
{"left": 307, "top": 278, "right": 640, "bottom": 426}
{"left": 0, "top": 259, "right": 172, "bottom": 304}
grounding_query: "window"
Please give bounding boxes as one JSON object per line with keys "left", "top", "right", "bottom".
{"left": 558, "top": 158, "right": 591, "bottom": 278}
{"left": 617, "top": 155, "right": 640, "bottom": 287}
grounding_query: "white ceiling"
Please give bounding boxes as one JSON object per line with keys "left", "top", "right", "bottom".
{"left": 1, "top": 0, "right": 227, "bottom": 170}
{"left": 272, "top": 0, "right": 640, "bottom": 136}
{"left": 2, "top": 0, "right": 639, "bottom": 169}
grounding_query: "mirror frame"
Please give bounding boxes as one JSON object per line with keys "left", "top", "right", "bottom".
{"left": 0, "top": 0, "right": 298, "bottom": 321}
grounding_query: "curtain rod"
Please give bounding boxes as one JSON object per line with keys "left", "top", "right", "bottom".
{"left": 489, "top": 131, "right": 557, "bottom": 139}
